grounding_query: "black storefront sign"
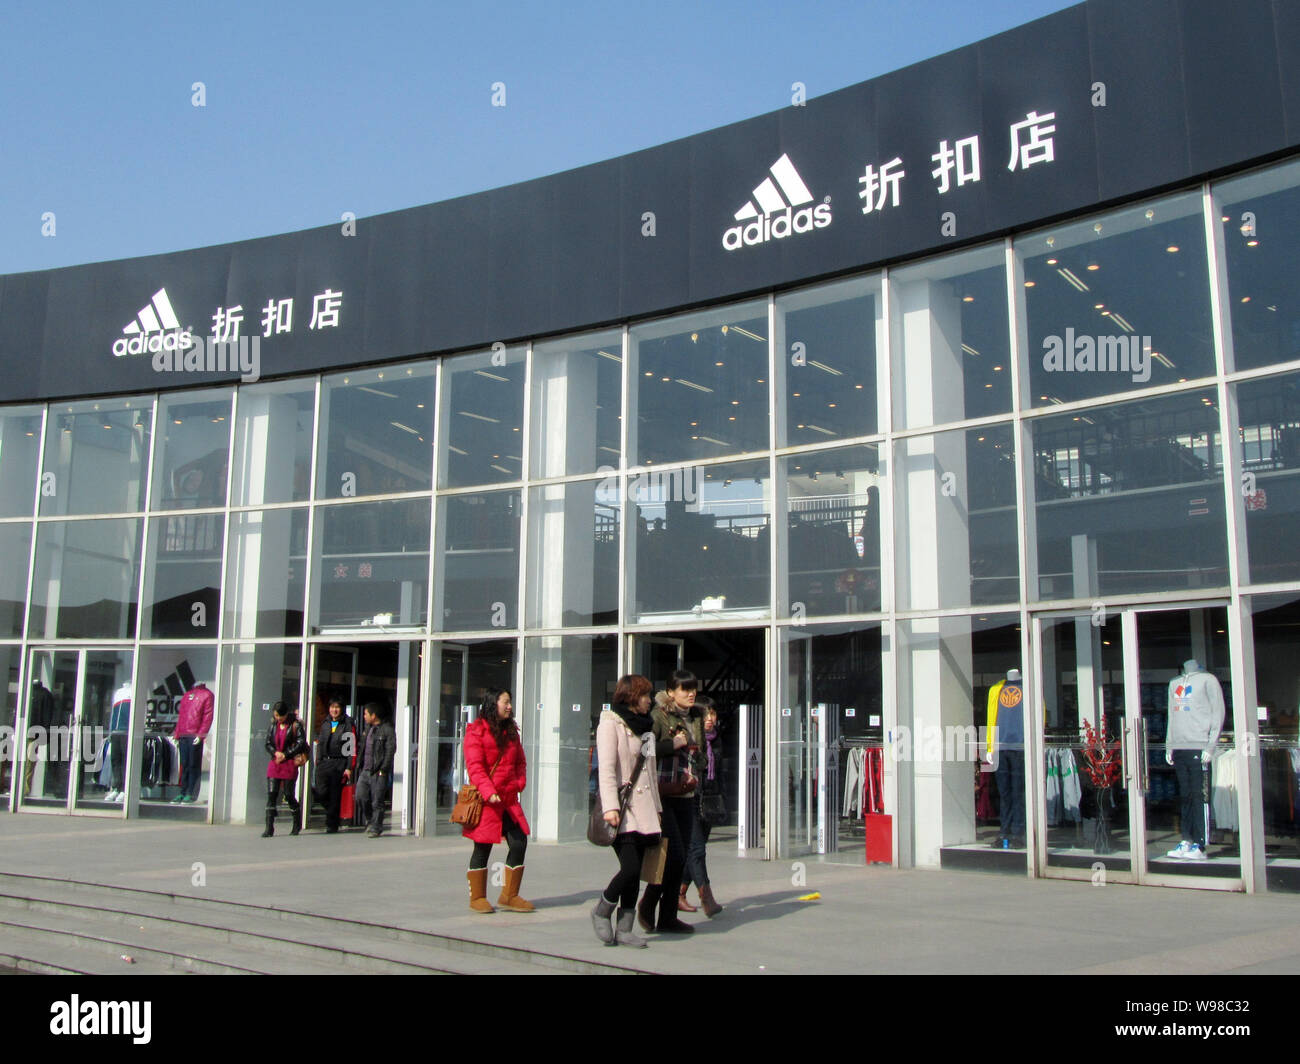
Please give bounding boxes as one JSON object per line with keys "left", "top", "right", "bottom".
{"left": 1, "top": 0, "right": 1298, "bottom": 403}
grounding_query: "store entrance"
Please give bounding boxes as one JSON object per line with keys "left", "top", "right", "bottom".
{"left": 17, "top": 648, "right": 131, "bottom": 816}
{"left": 306, "top": 641, "right": 421, "bottom": 834}
{"left": 629, "top": 628, "right": 767, "bottom": 857}
{"left": 1032, "top": 601, "right": 1241, "bottom": 889}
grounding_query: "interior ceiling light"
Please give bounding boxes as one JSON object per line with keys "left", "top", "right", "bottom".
{"left": 963, "top": 295, "right": 975, "bottom": 302}
{"left": 731, "top": 326, "right": 766, "bottom": 343}
{"left": 1024, "top": 280, "right": 1036, "bottom": 288}
{"left": 448, "top": 445, "right": 468, "bottom": 456}
{"left": 691, "top": 333, "right": 699, "bottom": 343}
{"left": 675, "top": 378, "right": 714, "bottom": 393}
{"left": 1166, "top": 245, "right": 1179, "bottom": 253}
{"left": 1046, "top": 258, "right": 1058, "bottom": 265}
{"left": 1086, "top": 264, "right": 1100, "bottom": 271}
{"left": 808, "top": 360, "right": 842, "bottom": 376}
{"left": 597, "top": 350, "right": 622, "bottom": 363}
{"left": 1247, "top": 239, "right": 1259, "bottom": 247}
{"left": 961, "top": 344, "right": 979, "bottom": 356}
{"left": 721, "top": 325, "right": 729, "bottom": 335}
{"left": 1152, "top": 352, "right": 1175, "bottom": 369}
{"left": 806, "top": 425, "right": 837, "bottom": 436}
{"left": 474, "top": 370, "right": 509, "bottom": 382}
{"left": 390, "top": 422, "right": 419, "bottom": 436}
{"left": 1145, "top": 209, "right": 1154, "bottom": 221}
{"left": 358, "top": 386, "right": 399, "bottom": 398}
{"left": 459, "top": 411, "right": 500, "bottom": 423}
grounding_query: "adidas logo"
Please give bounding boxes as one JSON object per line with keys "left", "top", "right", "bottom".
{"left": 112, "top": 288, "right": 195, "bottom": 357}
{"left": 722, "top": 153, "right": 831, "bottom": 252}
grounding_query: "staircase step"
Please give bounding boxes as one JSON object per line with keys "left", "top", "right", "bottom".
{"left": 0, "top": 873, "right": 636, "bottom": 975}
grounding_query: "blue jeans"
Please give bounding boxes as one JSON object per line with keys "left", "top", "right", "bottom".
{"left": 177, "top": 736, "right": 203, "bottom": 799}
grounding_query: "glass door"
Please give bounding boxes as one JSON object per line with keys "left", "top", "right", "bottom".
{"left": 629, "top": 635, "right": 684, "bottom": 685}
{"left": 20, "top": 648, "right": 133, "bottom": 815}
{"left": 1034, "top": 602, "right": 1240, "bottom": 888}
{"left": 1130, "top": 605, "right": 1235, "bottom": 884}
{"left": 71, "top": 649, "right": 134, "bottom": 812}
{"left": 19, "top": 650, "right": 78, "bottom": 809}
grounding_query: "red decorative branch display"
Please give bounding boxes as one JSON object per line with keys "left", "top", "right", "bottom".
{"left": 1080, "top": 717, "right": 1121, "bottom": 790}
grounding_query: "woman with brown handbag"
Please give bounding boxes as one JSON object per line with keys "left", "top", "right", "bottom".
{"left": 591, "top": 674, "right": 661, "bottom": 947}
{"left": 461, "top": 689, "right": 533, "bottom": 914}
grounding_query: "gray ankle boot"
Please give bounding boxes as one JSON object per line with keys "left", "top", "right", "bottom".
{"left": 615, "top": 907, "right": 648, "bottom": 949}
{"left": 591, "top": 896, "right": 616, "bottom": 946}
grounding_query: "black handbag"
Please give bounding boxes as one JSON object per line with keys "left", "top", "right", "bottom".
{"left": 700, "top": 792, "right": 728, "bottom": 825}
{"left": 587, "top": 736, "right": 648, "bottom": 847}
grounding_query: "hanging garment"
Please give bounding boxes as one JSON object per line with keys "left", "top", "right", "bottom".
{"left": 975, "top": 765, "right": 998, "bottom": 822}
{"left": 842, "top": 747, "right": 866, "bottom": 817}
{"left": 1212, "top": 746, "right": 1239, "bottom": 831}
{"left": 1045, "top": 749, "right": 1062, "bottom": 827}
{"left": 863, "top": 747, "right": 885, "bottom": 816}
{"left": 1060, "top": 748, "right": 1082, "bottom": 823}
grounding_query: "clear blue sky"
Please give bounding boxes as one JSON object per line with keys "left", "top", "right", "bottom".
{"left": 0, "top": 0, "right": 1079, "bottom": 275}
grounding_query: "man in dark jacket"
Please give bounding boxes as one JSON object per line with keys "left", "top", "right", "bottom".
{"left": 354, "top": 702, "right": 396, "bottom": 837}
{"left": 313, "top": 698, "right": 356, "bottom": 833}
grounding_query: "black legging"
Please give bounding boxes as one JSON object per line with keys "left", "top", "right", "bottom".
{"left": 469, "top": 811, "right": 528, "bottom": 870}
{"left": 604, "top": 832, "right": 661, "bottom": 910}
{"left": 643, "top": 796, "right": 693, "bottom": 922}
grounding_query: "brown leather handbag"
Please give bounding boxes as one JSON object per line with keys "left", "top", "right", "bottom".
{"left": 450, "top": 750, "right": 504, "bottom": 829}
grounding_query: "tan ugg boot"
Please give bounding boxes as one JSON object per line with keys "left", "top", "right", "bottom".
{"left": 497, "top": 865, "right": 535, "bottom": 912}
{"left": 467, "top": 868, "right": 495, "bottom": 914}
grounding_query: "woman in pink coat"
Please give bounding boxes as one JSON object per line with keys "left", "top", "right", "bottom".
{"left": 590, "top": 674, "right": 661, "bottom": 948}
{"left": 462, "top": 688, "right": 533, "bottom": 914}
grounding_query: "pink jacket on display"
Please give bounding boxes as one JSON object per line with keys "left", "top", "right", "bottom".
{"left": 175, "top": 684, "right": 215, "bottom": 738}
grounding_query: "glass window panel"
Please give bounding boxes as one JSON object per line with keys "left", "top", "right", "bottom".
{"left": 779, "top": 622, "right": 883, "bottom": 861}
{"left": 896, "top": 424, "right": 1019, "bottom": 611}
{"left": 1249, "top": 593, "right": 1300, "bottom": 883}
{"left": 314, "top": 499, "right": 430, "bottom": 630}
{"left": 0, "top": 524, "right": 31, "bottom": 638}
{"left": 1216, "top": 158, "right": 1300, "bottom": 372}
{"left": 142, "top": 513, "right": 223, "bottom": 639}
{"left": 530, "top": 330, "right": 622, "bottom": 479}
{"left": 1237, "top": 371, "right": 1300, "bottom": 585}
{"left": 0, "top": 406, "right": 42, "bottom": 518}
{"left": 318, "top": 363, "right": 435, "bottom": 499}
{"left": 29, "top": 518, "right": 142, "bottom": 639}
{"left": 1020, "top": 192, "right": 1214, "bottom": 407}
{"left": 218, "top": 641, "right": 302, "bottom": 823}
{"left": 0, "top": 645, "right": 21, "bottom": 803}
{"left": 231, "top": 381, "right": 315, "bottom": 506}
{"left": 438, "top": 347, "right": 525, "bottom": 489}
{"left": 777, "top": 276, "right": 881, "bottom": 447}
{"left": 897, "top": 614, "right": 1023, "bottom": 863}
{"left": 224, "top": 508, "right": 308, "bottom": 638}
{"left": 630, "top": 301, "right": 769, "bottom": 467}
{"left": 435, "top": 491, "right": 520, "bottom": 631}
{"left": 136, "top": 645, "right": 219, "bottom": 809}
{"left": 426, "top": 637, "right": 519, "bottom": 835}
{"left": 40, "top": 398, "right": 152, "bottom": 516}
{"left": 526, "top": 479, "right": 619, "bottom": 629}
{"left": 630, "top": 458, "right": 770, "bottom": 621}
{"left": 521, "top": 633, "right": 619, "bottom": 842}
{"left": 782, "top": 444, "right": 884, "bottom": 618}
{"left": 151, "top": 391, "right": 232, "bottom": 510}
{"left": 1031, "top": 390, "right": 1228, "bottom": 600}
{"left": 891, "top": 244, "right": 1012, "bottom": 429}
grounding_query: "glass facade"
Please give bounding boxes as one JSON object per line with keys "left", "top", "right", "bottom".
{"left": 4, "top": 156, "right": 1299, "bottom": 893}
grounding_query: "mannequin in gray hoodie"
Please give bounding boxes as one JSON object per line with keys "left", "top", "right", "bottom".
{"left": 1163, "top": 659, "right": 1225, "bottom": 860}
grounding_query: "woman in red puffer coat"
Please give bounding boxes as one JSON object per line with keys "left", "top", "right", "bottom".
{"left": 462, "top": 688, "right": 533, "bottom": 914}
